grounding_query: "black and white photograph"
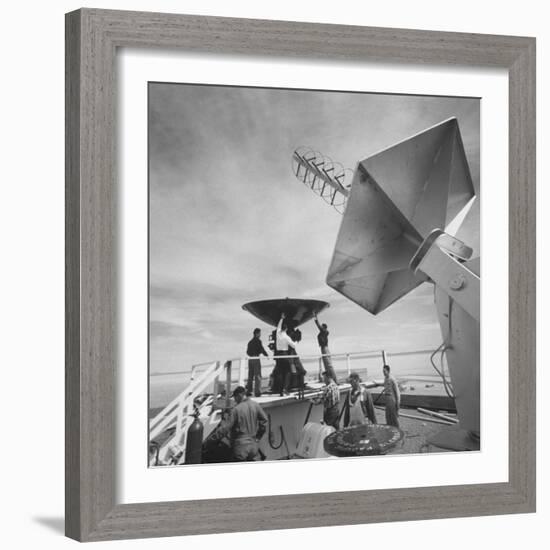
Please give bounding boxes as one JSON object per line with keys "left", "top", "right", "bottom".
{"left": 148, "top": 82, "right": 480, "bottom": 467}
{"left": 2, "top": 0, "right": 544, "bottom": 546}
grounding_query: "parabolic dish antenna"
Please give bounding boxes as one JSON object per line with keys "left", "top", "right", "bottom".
{"left": 242, "top": 298, "right": 329, "bottom": 327}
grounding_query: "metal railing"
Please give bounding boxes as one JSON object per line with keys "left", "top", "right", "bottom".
{"left": 149, "top": 360, "right": 226, "bottom": 465}
{"left": 149, "top": 350, "right": 385, "bottom": 459}
{"left": 149, "top": 347, "right": 445, "bottom": 465}
{"left": 189, "top": 349, "right": 385, "bottom": 383}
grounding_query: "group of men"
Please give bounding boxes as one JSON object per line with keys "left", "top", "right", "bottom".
{"left": 315, "top": 365, "right": 400, "bottom": 431}
{"left": 246, "top": 312, "right": 338, "bottom": 398}
{"left": 224, "top": 364, "right": 400, "bottom": 462}
{"left": 223, "top": 313, "right": 402, "bottom": 461}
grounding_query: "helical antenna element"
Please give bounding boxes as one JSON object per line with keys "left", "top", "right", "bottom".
{"left": 291, "top": 147, "right": 351, "bottom": 214}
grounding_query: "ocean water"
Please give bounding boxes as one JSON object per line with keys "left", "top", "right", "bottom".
{"left": 149, "top": 349, "right": 444, "bottom": 410}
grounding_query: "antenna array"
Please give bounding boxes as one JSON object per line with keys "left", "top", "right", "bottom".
{"left": 291, "top": 147, "right": 352, "bottom": 214}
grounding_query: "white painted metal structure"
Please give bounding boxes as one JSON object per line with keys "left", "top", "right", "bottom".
{"left": 325, "top": 118, "right": 480, "bottom": 444}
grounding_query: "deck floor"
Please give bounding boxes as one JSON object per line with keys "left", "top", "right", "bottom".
{"left": 251, "top": 385, "right": 460, "bottom": 455}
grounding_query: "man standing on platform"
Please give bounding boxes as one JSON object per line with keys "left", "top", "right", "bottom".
{"left": 274, "top": 312, "right": 300, "bottom": 396}
{"left": 314, "top": 312, "right": 338, "bottom": 383}
{"left": 246, "top": 328, "right": 268, "bottom": 397}
{"left": 287, "top": 322, "right": 307, "bottom": 399}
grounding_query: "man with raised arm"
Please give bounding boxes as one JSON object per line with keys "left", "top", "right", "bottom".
{"left": 287, "top": 322, "right": 307, "bottom": 399}
{"left": 273, "top": 312, "right": 300, "bottom": 396}
{"left": 314, "top": 312, "right": 338, "bottom": 383}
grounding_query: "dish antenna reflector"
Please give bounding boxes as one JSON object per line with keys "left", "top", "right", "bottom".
{"left": 242, "top": 298, "right": 329, "bottom": 327}
{"left": 326, "top": 117, "right": 476, "bottom": 314}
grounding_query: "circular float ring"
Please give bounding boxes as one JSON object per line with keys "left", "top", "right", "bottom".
{"left": 324, "top": 424, "right": 404, "bottom": 456}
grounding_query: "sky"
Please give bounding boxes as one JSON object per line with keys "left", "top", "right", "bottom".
{"left": 149, "top": 83, "right": 480, "bottom": 375}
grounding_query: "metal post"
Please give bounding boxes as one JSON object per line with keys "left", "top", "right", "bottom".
{"left": 346, "top": 353, "right": 351, "bottom": 376}
{"left": 225, "top": 360, "right": 232, "bottom": 408}
{"left": 175, "top": 395, "right": 186, "bottom": 440}
{"left": 212, "top": 360, "right": 221, "bottom": 397}
{"left": 239, "top": 357, "right": 246, "bottom": 387}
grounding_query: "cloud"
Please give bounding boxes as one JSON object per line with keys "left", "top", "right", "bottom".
{"left": 148, "top": 83, "right": 479, "bottom": 373}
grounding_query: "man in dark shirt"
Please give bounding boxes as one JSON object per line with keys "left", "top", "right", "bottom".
{"left": 314, "top": 312, "right": 338, "bottom": 383}
{"left": 225, "top": 386, "right": 268, "bottom": 461}
{"left": 246, "top": 328, "right": 268, "bottom": 397}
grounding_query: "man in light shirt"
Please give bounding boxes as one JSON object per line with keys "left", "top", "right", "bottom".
{"left": 287, "top": 323, "right": 307, "bottom": 399}
{"left": 273, "top": 312, "right": 300, "bottom": 396}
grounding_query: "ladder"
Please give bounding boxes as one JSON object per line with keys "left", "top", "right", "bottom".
{"left": 149, "top": 360, "right": 227, "bottom": 465}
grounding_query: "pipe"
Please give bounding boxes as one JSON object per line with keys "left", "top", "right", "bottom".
{"left": 374, "top": 405, "right": 455, "bottom": 426}
{"left": 303, "top": 402, "right": 314, "bottom": 426}
{"left": 417, "top": 407, "right": 459, "bottom": 424}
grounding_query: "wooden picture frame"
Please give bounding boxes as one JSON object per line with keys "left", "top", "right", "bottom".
{"left": 65, "top": 8, "right": 536, "bottom": 542}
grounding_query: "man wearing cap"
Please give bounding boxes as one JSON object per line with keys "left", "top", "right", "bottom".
{"left": 317, "top": 371, "right": 340, "bottom": 430}
{"left": 225, "top": 386, "right": 268, "bottom": 461}
{"left": 345, "top": 372, "right": 377, "bottom": 426}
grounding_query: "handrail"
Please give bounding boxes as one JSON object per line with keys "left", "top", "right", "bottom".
{"left": 150, "top": 348, "right": 438, "bottom": 377}
{"left": 150, "top": 348, "right": 390, "bottom": 434}
{"left": 151, "top": 349, "right": 387, "bottom": 434}
{"left": 149, "top": 346, "right": 437, "bottom": 435}
{"left": 149, "top": 346, "right": 440, "bottom": 437}
{"left": 150, "top": 360, "right": 223, "bottom": 438}
{"left": 223, "top": 349, "right": 383, "bottom": 362}
{"left": 149, "top": 361, "right": 215, "bottom": 432}
{"left": 148, "top": 349, "right": 390, "bottom": 465}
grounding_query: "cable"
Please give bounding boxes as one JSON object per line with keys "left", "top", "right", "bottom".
{"left": 267, "top": 413, "right": 284, "bottom": 450}
{"left": 429, "top": 292, "right": 455, "bottom": 399}
{"left": 428, "top": 289, "right": 454, "bottom": 398}
{"left": 429, "top": 343, "right": 455, "bottom": 399}
{"left": 266, "top": 413, "right": 291, "bottom": 458}
{"left": 303, "top": 401, "right": 314, "bottom": 426}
